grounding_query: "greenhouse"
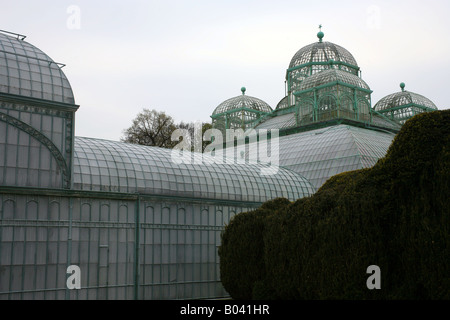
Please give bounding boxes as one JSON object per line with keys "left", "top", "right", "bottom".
{"left": 0, "top": 25, "right": 441, "bottom": 300}
{"left": 0, "top": 29, "right": 314, "bottom": 300}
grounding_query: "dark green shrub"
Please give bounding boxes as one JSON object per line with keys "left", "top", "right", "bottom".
{"left": 218, "top": 198, "right": 291, "bottom": 299}
{"left": 264, "top": 169, "right": 387, "bottom": 299}
{"left": 220, "top": 110, "right": 450, "bottom": 299}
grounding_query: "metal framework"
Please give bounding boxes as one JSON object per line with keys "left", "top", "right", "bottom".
{"left": 294, "top": 68, "right": 372, "bottom": 125}
{"left": 0, "top": 188, "right": 261, "bottom": 299}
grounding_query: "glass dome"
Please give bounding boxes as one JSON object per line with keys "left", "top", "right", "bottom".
{"left": 373, "top": 83, "right": 438, "bottom": 124}
{"left": 298, "top": 68, "right": 370, "bottom": 92}
{"left": 286, "top": 30, "right": 362, "bottom": 107}
{"left": 211, "top": 87, "right": 273, "bottom": 131}
{"left": 0, "top": 30, "right": 75, "bottom": 104}
{"left": 289, "top": 41, "right": 359, "bottom": 73}
{"left": 288, "top": 30, "right": 359, "bottom": 78}
{"left": 212, "top": 87, "right": 272, "bottom": 116}
{"left": 374, "top": 84, "right": 437, "bottom": 112}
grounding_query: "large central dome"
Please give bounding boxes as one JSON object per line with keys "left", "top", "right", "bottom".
{"left": 286, "top": 30, "right": 360, "bottom": 98}
{"left": 288, "top": 41, "right": 359, "bottom": 74}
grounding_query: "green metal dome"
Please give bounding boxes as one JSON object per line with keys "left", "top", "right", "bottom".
{"left": 288, "top": 36, "right": 360, "bottom": 77}
{"left": 212, "top": 88, "right": 273, "bottom": 116}
{"left": 285, "top": 29, "right": 362, "bottom": 107}
{"left": 211, "top": 88, "right": 273, "bottom": 131}
{"left": 373, "top": 83, "right": 438, "bottom": 124}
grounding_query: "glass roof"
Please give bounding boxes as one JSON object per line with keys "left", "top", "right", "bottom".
{"left": 0, "top": 31, "right": 75, "bottom": 104}
{"left": 298, "top": 69, "right": 370, "bottom": 92}
{"left": 255, "top": 112, "right": 296, "bottom": 130}
{"left": 248, "top": 124, "right": 395, "bottom": 190}
{"left": 73, "top": 137, "right": 315, "bottom": 202}
{"left": 288, "top": 41, "right": 359, "bottom": 75}
{"left": 373, "top": 90, "right": 438, "bottom": 112}
{"left": 212, "top": 88, "right": 272, "bottom": 116}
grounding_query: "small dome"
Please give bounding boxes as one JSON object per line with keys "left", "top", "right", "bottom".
{"left": 374, "top": 84, "right": 438, "bottom": 112}
{"left": 0, "top": 31, "right": 75, "bottom": 104}
{"left": 212, "top": 88, "right": 273, "bottom": 115}
{"left": 288, "top": 39, "right": 359, "bottom": 76}
{"left": 298, "top": 69, "right": 370, "bottom": 92}
{"left": 373, "top": 83, "right": 438, "bottom": 124}
{"left": 275, "top": 96, "right": 289, "bottom": 110}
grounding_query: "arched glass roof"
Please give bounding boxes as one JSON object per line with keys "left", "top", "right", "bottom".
{"left": 212, "top": 88, "right": 272, "bottom": 116}
{"left": 0, "top": 31, "right": 75, "bottom": 104}
{"left": 373, "top": 88, "right": 438, "bottom": 112}
{"left": 73, "top": 137, "right": 315, "bottom": 202}
{"left": 298, "top": 69, "right": 370, "bottom": 92}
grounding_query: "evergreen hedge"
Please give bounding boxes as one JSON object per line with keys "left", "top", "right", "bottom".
{"left": 218, "top": 110, "right": 450, "bottom": 299}
{"left": 218, "top": 198, "right": 291, "bottom": 300}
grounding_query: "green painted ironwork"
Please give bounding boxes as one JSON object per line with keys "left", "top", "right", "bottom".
{"left": 211, "top": 88, "right": 273, "bottom": 132}
{"left": 0, "top": 111, "right": 70, "bottom": 188}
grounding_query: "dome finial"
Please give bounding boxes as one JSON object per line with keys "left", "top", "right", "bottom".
{"left": 241, "top": 87, "right": 246, "bottom": 95}
{"left": 317, "top": 24, "right": 324, "bottom": 42}
{"left": 400, "top": 82, "right": 405, "bottom": 92}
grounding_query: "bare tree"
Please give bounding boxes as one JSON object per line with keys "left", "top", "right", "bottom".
{"left": 121, "top": 108, "right": 178, "bottom": 148}
{"left": 122, "top": 108, "right": 213, "bottom": 151}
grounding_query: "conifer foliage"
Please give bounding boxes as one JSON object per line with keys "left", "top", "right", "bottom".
{"left": 219, "top": 110, "right": 450, "bottom": 299}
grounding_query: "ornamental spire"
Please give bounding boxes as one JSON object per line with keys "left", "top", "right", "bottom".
{"left": 317, "top": 24, "right": 324, "bottom": 43}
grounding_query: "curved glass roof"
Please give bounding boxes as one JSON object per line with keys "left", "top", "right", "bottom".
{"left": 73, "top": 137, "right": 315, "bottom": 202}
{"left": 288, "top": 40, "right": 359, "bottom": 75}
{"left": 0, "top": 31, "right": 75, "bottom": 104}
{"left": 275, "top": 96, "right": 289, "bottom": 110}
{"left": 298, "top": 69, "right": 370, "bottom": 92}
{"left": 212, "top": 88, "right": 272, "bottom": 116}
{"left": 373, "top": 89, "right": 437, "bottom": 112}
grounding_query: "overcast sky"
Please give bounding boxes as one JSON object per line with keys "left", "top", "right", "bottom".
{"left": 1, "top": 0, "right": 449, "bottom": 141}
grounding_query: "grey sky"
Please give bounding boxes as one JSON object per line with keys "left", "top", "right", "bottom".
{"left": 1, "top": 0, "right": 449, "bottom": 141}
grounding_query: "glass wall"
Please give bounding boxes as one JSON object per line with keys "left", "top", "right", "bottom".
{"left": 0, "top": 191, "right": 257, "bottom": 300}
